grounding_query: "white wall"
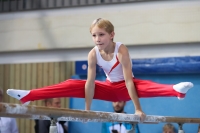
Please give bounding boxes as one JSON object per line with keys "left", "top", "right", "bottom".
{"left": 0, "top": 1, "right": 200, "bottom": 52}
{"left": 0, "top": 43, "right": 199, "bottom": 64}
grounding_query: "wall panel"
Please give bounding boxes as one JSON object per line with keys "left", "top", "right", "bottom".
{"left": 0, "top": 1, "right": 199, "bottom": 52}
{"left": 0, "top": 61, "right": 74, "bottom": 133}
{"left": 30, "top": 63, "right": 37, "bottom": 133}
{"left": 24, "top": 64, "right": 31, "bottom": 133}
{"left": 3, "top": 65, "right": 10, "bottom": 103}
{"left": 0, "top": 65, "right": 4, "bottom": 93}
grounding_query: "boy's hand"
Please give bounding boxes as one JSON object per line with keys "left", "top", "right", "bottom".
{"left": 135, "top": 109, "right": 146, "bottom": 122}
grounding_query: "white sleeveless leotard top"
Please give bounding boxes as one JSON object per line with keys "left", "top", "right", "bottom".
{"left": 94, "top": 42, "right": 134, "bottom": 82}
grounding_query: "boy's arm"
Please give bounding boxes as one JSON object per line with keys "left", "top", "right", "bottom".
{"left": 85, "top": 49, "right": 97, "bottom": 110}
{"left": 118, "top": 44, "right": 146, "bottom": 122}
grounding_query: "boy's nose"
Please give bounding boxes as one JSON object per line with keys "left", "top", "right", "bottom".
{"left": 96, "top": 36, "right": 100, "bottom": 42}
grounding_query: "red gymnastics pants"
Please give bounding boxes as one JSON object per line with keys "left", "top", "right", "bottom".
{"left": 20, "top": 78, "right": 185, "bottom": 103}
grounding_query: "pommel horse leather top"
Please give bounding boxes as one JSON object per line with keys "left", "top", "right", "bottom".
{"left": 0, "top": 102, "right": 199, "bottom": 124}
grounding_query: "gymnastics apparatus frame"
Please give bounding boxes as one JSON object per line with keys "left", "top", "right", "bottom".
{"left": 0, "top": 102, "right": 200, "bottom": 133}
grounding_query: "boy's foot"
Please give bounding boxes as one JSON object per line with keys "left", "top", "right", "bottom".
{"left": 173, "top": 82, "right": 193, "bottom": 99}
{"left": 177, "top": 97, "right": 184, "bottom": 100}
{"left": 7, "top": 89, "right": 30, "bottom": 104}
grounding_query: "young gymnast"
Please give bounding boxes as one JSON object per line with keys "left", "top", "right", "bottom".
{"left": 7, "top": 18, "right": 193, "bottom": 122}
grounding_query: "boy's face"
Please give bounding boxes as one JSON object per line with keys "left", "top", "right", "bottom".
{"left": 91, "top": 26, "right": 114, "bottom": 50}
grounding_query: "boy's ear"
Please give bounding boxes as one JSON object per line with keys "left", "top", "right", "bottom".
{"left": 110, "top": 31, "right": 115, "bottom": 39}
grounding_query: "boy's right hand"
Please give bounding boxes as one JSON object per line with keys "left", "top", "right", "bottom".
{"left": 135, "top": 109, "right": 146, "bottom": 122}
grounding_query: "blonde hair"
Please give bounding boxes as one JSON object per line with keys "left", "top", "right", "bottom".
{"left": 163, "top": 123, "right": 175, "bottom": 132}
{"left": 90, "top": 18, "right": 114, "bottom": 34}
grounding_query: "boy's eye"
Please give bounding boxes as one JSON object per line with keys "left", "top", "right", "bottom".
{"left": 100, "top": 34, "right": 104, "bottom": 36}
{"left": 92, "top": 35, "right": 96, "bottom": 37}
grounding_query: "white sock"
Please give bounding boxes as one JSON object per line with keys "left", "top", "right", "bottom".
{"left": 7, "top": 89, "right": 30, "bottom": 101}
{"left": 173, "top": 82, "right": 193, "bottom": 94}
{"left": 177, "top": 97, "right": 184, "bottom": 100}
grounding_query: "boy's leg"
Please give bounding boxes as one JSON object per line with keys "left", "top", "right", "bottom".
{"left": 8, "top": 79, "right": 86, "bottom": 103}
{"left": 133, "top": 78, "right": 193, "bottom": 99}
{"left": 7, "top": 79, "right": 118, "bottom": 103}
{"left": 114, "top": 78, "right": 193, "bottom": 100}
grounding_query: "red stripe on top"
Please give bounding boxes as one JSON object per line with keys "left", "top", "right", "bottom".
{"left": 108, "top": 56, "right": 120, "bottom": 75}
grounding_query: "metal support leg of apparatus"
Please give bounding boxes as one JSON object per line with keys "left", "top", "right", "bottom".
{"left": 178, "top": 123, "right": 184, "bottom": 133}
{"left": 127, "top": 123, "right": 136, "bottom": 133}
{"left": 49, "top": 118, "right": 57, "bottom": 133}
{"left": 198, "top": 124, "right": 200, "bottom": 132}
